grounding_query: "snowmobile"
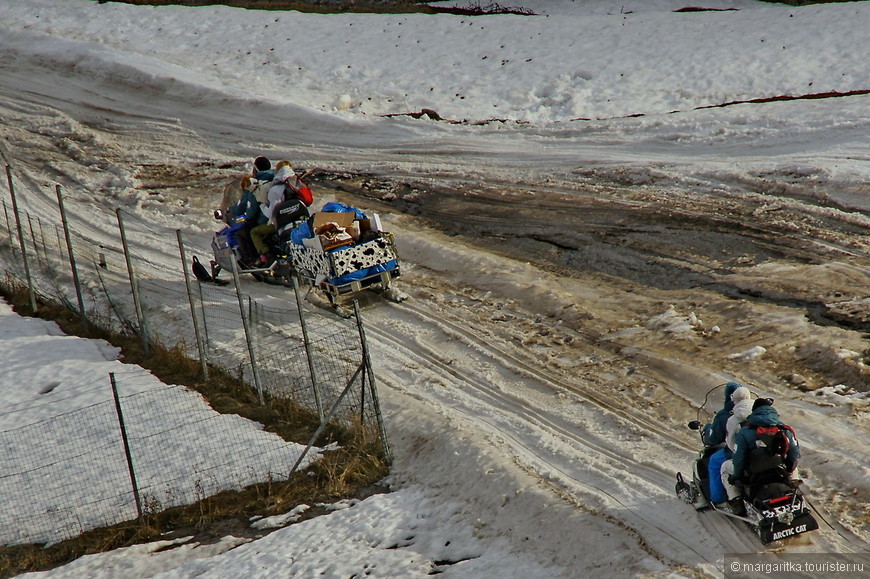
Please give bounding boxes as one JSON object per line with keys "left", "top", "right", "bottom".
{"left": 674, "top": 389, "right": 818, "bottom": 544}
{"left": 205, "top": 199, "right": 401, "bottom": 307}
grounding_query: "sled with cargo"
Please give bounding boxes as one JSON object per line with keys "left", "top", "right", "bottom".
{"left": 206, "top": 200, "right": 402, "bottom": 309}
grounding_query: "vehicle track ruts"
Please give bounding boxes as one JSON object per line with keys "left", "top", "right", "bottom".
{"left": 364, "top": 293, "right": 868, "bottom": 556}
{"left": 363, "top": 299, "right": 750, "bottom": 563}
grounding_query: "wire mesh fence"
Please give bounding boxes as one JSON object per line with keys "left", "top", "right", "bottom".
{"left": 0, "top": 369, "right": 313, "bottom": 546}
{"left": 0, "top": 163, "right": 390, "bottom": 546}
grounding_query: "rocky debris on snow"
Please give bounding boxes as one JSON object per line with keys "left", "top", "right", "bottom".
{"left": 809, "top": 384, "right": 870, "bottom": 411}
{"left": 824, "top": 296, "right": 870, "bottom": 331}
{"left": 644, "top": 305, "right": 716, "bottom": 337}
{"left": 795, "top": 341, "right": 870, "bottom": 393}
{"left": 727, "top": 345, "right": 767, "bottom": 362}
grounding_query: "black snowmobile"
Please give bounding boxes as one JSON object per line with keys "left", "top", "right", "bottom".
{"left": 675, "top": 388, "right": 818, "bottom": 544}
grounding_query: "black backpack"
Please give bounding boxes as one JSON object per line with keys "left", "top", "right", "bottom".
{"left": 273, "top": 198, "right": 310, "bottom": 233}
{"left": 746, "top": 424, "right": 797, "bottom": 486}
{"left": 755, "top": 425, "right": 793, "bottom": 458}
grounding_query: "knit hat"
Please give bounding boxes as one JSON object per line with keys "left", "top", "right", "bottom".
{"left": 254, "top": 156, "right": 272, "bottom": 172}
{"left": 752, "top": 397, "right": 773, "bottom": 411}
{"left": 731, "top": 388, "right": 754, "bottom": 423}
{"left": 731, "top": 386, "right": 751, "bottom": 403}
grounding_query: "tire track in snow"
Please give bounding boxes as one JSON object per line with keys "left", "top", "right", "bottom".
{"left": 365, "top": 294, "right": 869, "bottom": 559}
{"left": 364, "top": 300, "right": 728, "bottom": 566}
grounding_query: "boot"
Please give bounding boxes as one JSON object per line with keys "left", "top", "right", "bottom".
{"left": 728, "top": 496, "right": 746, "bottom": 516}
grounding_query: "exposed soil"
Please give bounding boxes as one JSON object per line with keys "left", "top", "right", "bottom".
{"left": 312, "top": 169, "right": 870, "bottom": 392}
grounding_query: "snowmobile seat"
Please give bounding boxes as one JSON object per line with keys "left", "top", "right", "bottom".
{"left": 274, "top": 198, "right": 310, "bottom": 239}
{"left": 744, "top": 453, "right": 790, "bottom": 499}
{"left": 752, "top": 482, "right": 793, "bottom": 506}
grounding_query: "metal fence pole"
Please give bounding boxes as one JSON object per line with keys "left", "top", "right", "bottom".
{"left": 27, "top": 215, "right": 41, "bottom": 267}
{"left": 2, "top": 200, "right": 11, "bottom": 244}
{"left": 231, "top": 258, "right": 264, "bottom": 404}
{"left": 116, "top": 208, "right": 150, "bottom": 355}
{"left": 56, "top": 185, "right": 87, "bottom": 321}
{"left": 353, "top": 300, "right": 392, "bottom": 463}
{"left": 198, "top": 280, "right": 211, "bottom": 350}
{"left": 4, "top": 164, "right": 37, "bottom": 312}
{"left": 289, "top": 363, "right": 365, "bottom": 476}
{"left": 176, "top": 230, "right": 208, "bottom": 379}
{"left": 109, "top": 372, "right": 143, "bottom": 521}
{"left": 291, "top": 275, "right": 324, "bottom": 422}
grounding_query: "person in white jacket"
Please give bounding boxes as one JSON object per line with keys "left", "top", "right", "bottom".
{"left": 250, "top": 161, "right": 296, "bottom": 263}
{"left": 719, "top": 386, "right": 754, "bottom": 512}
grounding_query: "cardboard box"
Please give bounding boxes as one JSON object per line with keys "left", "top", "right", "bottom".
{"left": 307, "top": 211, "right": 388, "bottom": 252}
{"left": 313, "top": 212, "right": 355, "bottom": 229}
{"left": 313, "top": 212, "right": 356, "bottom": 251}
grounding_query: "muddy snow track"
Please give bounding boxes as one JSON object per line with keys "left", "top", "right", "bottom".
{"left": 362, "top": 297, "right": 768, "bottom": 565}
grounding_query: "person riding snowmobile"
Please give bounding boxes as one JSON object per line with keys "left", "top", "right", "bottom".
{"left": 729, "top": 399, "right": 800, "bottom": 503}
{"left": 706, "top": 385, "right": 752, "bottom": 507}
{"left": 702, "top": 381, "right": 741, "bottom": 447}
{"left": 250, "top": 161, "right": 308, "bottom": 263}
{"left": 227, "top": 175, "right": 263, "bottom": 266}
{"left": 252, "top": 156, "right": 274, "bottom": 181}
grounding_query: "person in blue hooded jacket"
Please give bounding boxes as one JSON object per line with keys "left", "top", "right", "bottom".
{"left": 707, "top": 385, "right": 752, "bottom": 505}
{"left": 702, "top": 381, "right": 741, "bottom": 447}
{"left": 227, "top": 175, "right": 263, "bottom": 265}
{"left": 730, "top": 398, "right": 800, "bottom": 488}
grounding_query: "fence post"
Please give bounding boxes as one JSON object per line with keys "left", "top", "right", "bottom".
{"left": 198, "top": 279, "right": 210, "bottom": 349}
{"left": 289, "top": 363, "right": 365, "bottom": 476}
{"left": 27, "top": 215, "right": 41, "bottom": 267}
{"left": 231, "top": 258, "right": 264, "bottom": 403}
{"left": 109, "top": 372, "right": 143, "bottom": 521}
{"left": 2, "top": 200, "right": 11, "bottom": 244}
{"left": 353, "top": 300, "right": 392, "bottom": 463}
{"left": 56, "top": 185, "right": 87, "bottom": 321}
{"left": 116, "top": 208, "right": 150, "bottom": 355}
{"left": 4, "top": 165, "right": 37, "bottom": 313}
{"left": 176, "top": 230, "right": 208, "bottom": 379}
{"left": 291, "top": 275, "right": 324, "bottom": 422}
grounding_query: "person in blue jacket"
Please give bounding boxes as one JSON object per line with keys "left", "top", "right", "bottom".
{"left": 252, "top": 156, "right": 275, "bottom": 181}
{"left": 707, "top": 385, "right": 752, "bottom": 505}
{"left": 227, "top": 175, "right": 262, "bottom": 265}
{"left": 702, "top": 381, "right": 741, "bottom": 447}
{"left": 729, "top": 398, "right": 800, "bottom": 511}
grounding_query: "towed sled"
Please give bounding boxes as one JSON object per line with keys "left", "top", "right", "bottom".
{"left": 675, "top": 391, "right": 818, "bottom": 544}
{"left": 206, "top": 199, "right": 402, "bottom": 308}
